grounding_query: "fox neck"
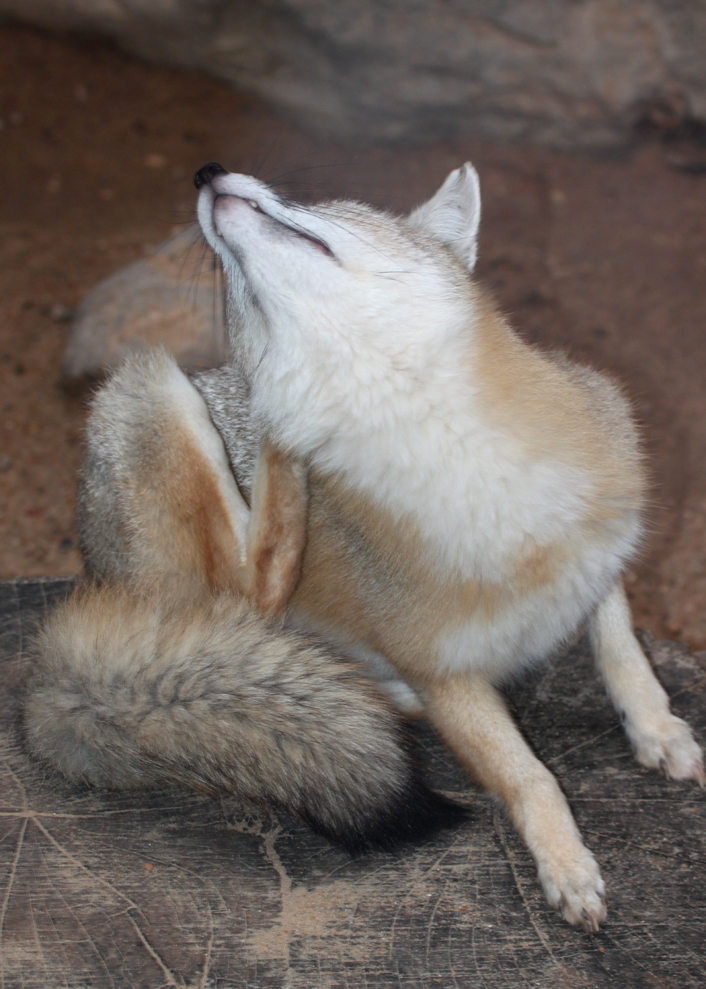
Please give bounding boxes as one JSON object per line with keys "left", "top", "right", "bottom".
{"left": 238, "top": 300, "right": 588, "bottom": 583}
{"left": 247, "top": 307, "right": 472, "bottom": 471}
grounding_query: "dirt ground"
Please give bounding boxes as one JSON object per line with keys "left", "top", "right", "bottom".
{"left": 0, "top": 23, "right": 705, "bottom": 648}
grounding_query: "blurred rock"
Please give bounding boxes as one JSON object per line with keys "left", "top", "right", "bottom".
{"left": 2, "top": 0, "right": 706, "bottom": 150}
{"left": 62, "top": 225, "right": 227, "bottom": 380}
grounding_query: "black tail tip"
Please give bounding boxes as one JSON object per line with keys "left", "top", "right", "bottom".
{"left": 306, "top": 784, "right": 469, "bottom": 856}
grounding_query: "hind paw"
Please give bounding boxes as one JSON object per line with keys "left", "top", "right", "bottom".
{"left": 629, "top": 715, "right": 704, "bottom": 784}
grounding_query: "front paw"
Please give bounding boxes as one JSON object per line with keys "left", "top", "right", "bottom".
{"left": 628, "top": 715, "right": 704, "bottom": 784}
{"left": 537, "top": 846, "right": 607, "bottom": 932}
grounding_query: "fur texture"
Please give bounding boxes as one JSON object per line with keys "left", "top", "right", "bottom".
{"left": 193, "top": 163, "right": 703, "bottom": 928}
{"left": 77, "top": 349, "right": 251, "bottom": 593}
{"left": 26, "top": 164, "right": 703, "bottom": 931}
{"left": 25, "top": 584, "right": 461, "bottom": 853}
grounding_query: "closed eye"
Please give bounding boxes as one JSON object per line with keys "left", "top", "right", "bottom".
{"left": 235, "top": 195, "right": 335, "bottom": 259}
{"left": 290, "top": 227, "right": 334, "bottom": 257}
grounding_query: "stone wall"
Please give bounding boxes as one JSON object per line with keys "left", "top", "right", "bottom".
{"left": 2, "top": 0, "right": 705, "bottom": 149}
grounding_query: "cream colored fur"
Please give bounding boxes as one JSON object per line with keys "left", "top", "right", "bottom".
{"left": 26, "top": 583, "right": 461, "bottom": 852}
{"left": 31, "top": 351, "right": 464, "bottom": 853}
{"left": 192, "top": 162, "right": 703, "bottom": 930}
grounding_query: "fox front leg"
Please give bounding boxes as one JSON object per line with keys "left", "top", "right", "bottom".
{"left": 424, "top": 672, "right": 607, "bottom": 930}
{"left": 589, "top": 580, "right": 704, "bottom": 784}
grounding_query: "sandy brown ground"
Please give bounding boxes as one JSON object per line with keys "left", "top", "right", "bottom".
{"left": 1, "top": 23, "right": 705, "bottom": 647}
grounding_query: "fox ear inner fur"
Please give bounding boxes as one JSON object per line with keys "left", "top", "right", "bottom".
{"left": 407, "top": 163, "right": 482, "bottom": 271}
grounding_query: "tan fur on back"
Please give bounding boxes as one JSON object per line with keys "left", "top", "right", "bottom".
{"left": 471, "top": 288, "right": 645, "bottom": 515}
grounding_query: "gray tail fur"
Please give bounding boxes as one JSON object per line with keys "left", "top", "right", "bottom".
{"left": 25, "top": 584, "right": 463, "bottom": 853}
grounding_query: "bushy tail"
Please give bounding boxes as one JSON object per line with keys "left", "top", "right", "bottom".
{"left": 25, "top": 584, "right": 462, "bottom": 852}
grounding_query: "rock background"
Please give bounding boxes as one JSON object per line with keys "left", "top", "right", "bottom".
{"left": 1, "top": 0, "right": 705, "bottom": 150}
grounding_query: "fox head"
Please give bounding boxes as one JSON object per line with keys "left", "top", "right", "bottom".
{"left": 196, "top": 162, "right": 482, "bottom": 453}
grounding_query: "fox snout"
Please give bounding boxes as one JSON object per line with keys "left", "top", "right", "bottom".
{"left": 194, "top": 162, "right": 227, "bottom": 189}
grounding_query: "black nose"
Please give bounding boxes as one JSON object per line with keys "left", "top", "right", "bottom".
{"left": 194, "top": 162, "right": 227, "bottom": 189}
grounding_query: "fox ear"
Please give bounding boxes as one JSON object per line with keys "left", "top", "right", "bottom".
{"left": 408, "top": 163, "right": 481, "bottom": 271}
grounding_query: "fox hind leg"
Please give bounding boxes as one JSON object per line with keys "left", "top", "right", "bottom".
{"left": 78, "top": 350, "right": 249, "bottom": 593}
{"left": 589, "top": 580, "right": 704, "bottom": 784}
{"left": 79, "top": 351, "right": 308, "bottom": 614}
{"left": 242, "top": 438, "right": 309, "bottom": 617}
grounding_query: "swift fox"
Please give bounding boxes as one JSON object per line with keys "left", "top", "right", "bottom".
{"left": 27, "top": 163, "right": 703, "bottom": 931}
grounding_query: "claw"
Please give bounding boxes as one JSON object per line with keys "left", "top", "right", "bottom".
{"left": 580, "top": 907, "right": 601, "bottom": 934}
{"left": 631, "top": 715, "right": 704, "bottom": 784}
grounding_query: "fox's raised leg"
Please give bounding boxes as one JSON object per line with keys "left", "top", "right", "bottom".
{"left": 589, "top": 580, "right": 704, "bottom": 783}
{"left": 242, "top": 438, "right": 308, "bottom": 616}
{"left": 79, "top": 351, "right": 308, "bottom": 614}
{"left": 78, "top": 350, "right": 249, "bottom": 592}
{"left": 424, "top": 673, "right": 606, "bottom": 930}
